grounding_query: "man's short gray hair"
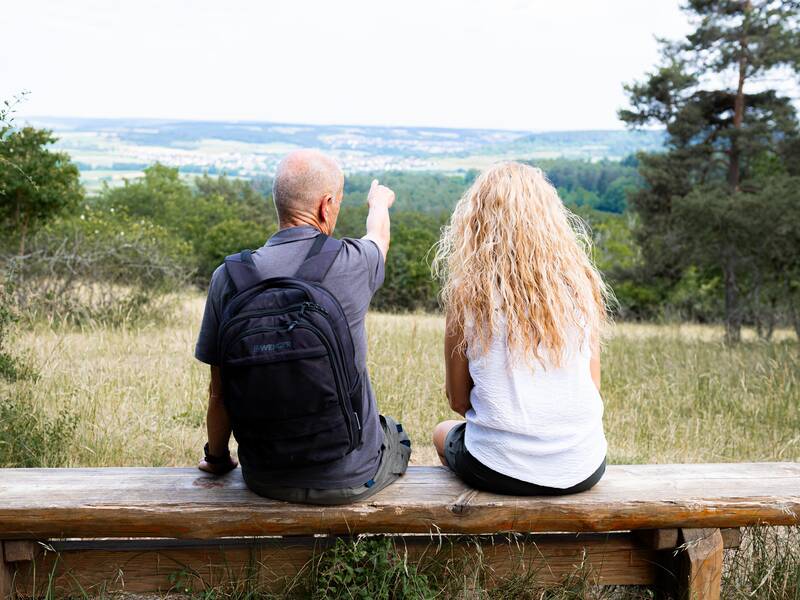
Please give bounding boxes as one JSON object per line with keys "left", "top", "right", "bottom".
{"left": 272, "top": 150, "right": 343, "bottom": 221}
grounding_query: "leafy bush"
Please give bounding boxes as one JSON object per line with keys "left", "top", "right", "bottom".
{"left": 195, "top": 218, "right": 272, "bottom": 280}
{"left": 0, "top": 267, "right": 35, "bottom": 381}
{"left": 664, "top": 266, "right": 724, "bottom": 322}
{"left": 101, "top": 165, "right": 278, "bottom": 280}
{"left": 6, "top": 206, "right": 193, "bottom": 325}
{"left": 309, "top": 537, "right": 434, "bottom": 600}
{"left": 0, "top": 389, "right": 77, "bottom": 467}
{"left": 373, "top": 211, "right": 445, "bottom": 312}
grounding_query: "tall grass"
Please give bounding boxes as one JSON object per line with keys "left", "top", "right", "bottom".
{"left": 2, "top": 293, "right": 798, "bottom": 468}
{"left": 2, "top": 292, "right": 798, "bottom": 598}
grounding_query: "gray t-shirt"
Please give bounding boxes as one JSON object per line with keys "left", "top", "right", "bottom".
{"left": 195, "top": 225, "right": 385, "bottom": 489}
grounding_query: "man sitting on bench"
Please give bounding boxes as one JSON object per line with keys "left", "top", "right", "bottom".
{"left": 193, "top": 149, "right": 411, "bottom": 504}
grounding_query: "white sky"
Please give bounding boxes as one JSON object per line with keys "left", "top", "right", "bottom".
{"left": 2, "top": 0, "right": 694, "bottom": 131}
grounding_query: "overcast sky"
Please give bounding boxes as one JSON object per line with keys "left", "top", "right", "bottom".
{"left": 3, "top": 0, "right": 694, "bottom": 131}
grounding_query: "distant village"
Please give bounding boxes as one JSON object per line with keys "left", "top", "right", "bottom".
{"left": 26, "top": 117, "right": 662, "bottom": 189}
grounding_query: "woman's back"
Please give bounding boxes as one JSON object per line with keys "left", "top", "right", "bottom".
{"left": 465, "top": 315, "right": 606, "bottom": 488}
{"left": 432, "top": 161, "right": 610, "bottom": 495}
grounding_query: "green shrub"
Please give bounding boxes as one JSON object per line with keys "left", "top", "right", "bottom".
{"left": 100, "top": 165, "right": 278, "bottom": 282}
{"left": 0, "top": 267, "right": 35, "bottom": 381}
{"left": 6, "top": 206, "right": 193, "bottom": 325}
{"left": 195, "top": 217, "right": 274, "bottom": 280}
{"left": 309, "top": 537, "right": 435, "bottom": 600}
{"left": 664, "top": 266, "right": 724, "bottom": 322}
{"left": 373, "top": 211, "right": 445, "bottom": 312}
{"left": 0, "top": 389, "right": 77, "bottom": 467}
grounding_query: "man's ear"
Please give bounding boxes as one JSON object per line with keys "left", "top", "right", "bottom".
{"left": 318, "top": 194, "right": 333, "bottom": 227}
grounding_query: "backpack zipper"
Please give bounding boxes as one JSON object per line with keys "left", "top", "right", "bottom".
{"left": 219, "top": 302, "right": 312, "bottom": 358}
{"left": 220, "top": 313, "right": 357, "bottom": 450}
{"left": 295, "top": 322, "right": 358, "bottom": 451}
{"left": 221, "top": 324, "right": 288, "bottom": 359}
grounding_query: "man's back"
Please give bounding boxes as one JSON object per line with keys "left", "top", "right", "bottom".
{"left": 195, "top": 225, "right": 385, "bottom": 488}
{"left": 196, "top": 150, "right": 409, "bottom": 505}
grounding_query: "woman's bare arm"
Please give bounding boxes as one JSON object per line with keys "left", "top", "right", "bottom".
{"left": 444, "top": 312, "right": 474, "bottom": 417}
{"left": 590, "top": 333, "right": 601, "bottom": 392}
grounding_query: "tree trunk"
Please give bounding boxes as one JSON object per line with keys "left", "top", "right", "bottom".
{"left": 18, "top": 216, "right": 27, "bottom": 257}
{"left": 764, "top": 297, "right": 775, "bottom": 341}
{"left": 724, "top": 252, "right": 741, "bottom": 344}
{"left": 15, "top": 190, "right": 27, "bottom": 257}
{"left": 728, "top": 6, "right": 749, "bottom": 192}
{"left": 752, "top": 272, "right": 763, "bottom": 338}
{"left": 787, "top": 279, "right": 800, "bottom": 342}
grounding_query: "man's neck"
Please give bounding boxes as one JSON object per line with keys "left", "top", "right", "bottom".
{"left": 280, "top": 215, "right": 326, "bottom": 234}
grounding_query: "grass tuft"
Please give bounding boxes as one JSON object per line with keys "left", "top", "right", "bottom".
{"left": 0, "top": 388, "right": 78, "bottom": 467}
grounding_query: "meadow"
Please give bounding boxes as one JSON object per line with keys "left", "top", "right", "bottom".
{"left": 4, "top": 294, "right": 798, "bottom": 469}
{"left": 2, "top": 294, "right": 799, "bottom": 598}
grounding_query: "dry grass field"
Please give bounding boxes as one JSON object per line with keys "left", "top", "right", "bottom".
{"left": 2, "top": 292, "right": 799, "bottom": 598}
{"left": 6, "top": 293, "right": 798, "bottom": 469}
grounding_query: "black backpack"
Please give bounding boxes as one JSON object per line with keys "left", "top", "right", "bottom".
{"left": 218, "top": 233, "right": 363, "bottom": 471}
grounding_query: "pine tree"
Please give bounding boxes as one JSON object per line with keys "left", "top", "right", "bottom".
{"left": 620, "top": 0, "right": 800, "bottom": 342}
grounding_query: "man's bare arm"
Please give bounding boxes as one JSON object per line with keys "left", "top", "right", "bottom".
{"left": 362, "top": 179, "right": 395, "bottom": 261}
{"left": 198, "top": 365, "right": 238, "bottom": 474}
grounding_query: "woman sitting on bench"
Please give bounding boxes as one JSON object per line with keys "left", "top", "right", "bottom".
{"left": 432, "top": 162, "right": 610, "bottom": 496}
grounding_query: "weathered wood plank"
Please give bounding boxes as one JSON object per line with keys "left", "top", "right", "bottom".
{"left": 0, "top": 543, "right": 12, "bottom": 600}
{"left": 719, "top": 527, "right": 742, "bottom": 549}
{"left": 677, "top": 528, "right": 724, "bottom": 600}
{"left": 635, "top": 528, "right": 680, "bottom": 550}
{"left": 11, "top": 533, "right": 657, "bottom": 596}
{"left": 0, "top": 464, "right": 798, "bottom": 539}
{"left": 2, "top": 541, "right": 35, "bottom": 563}
{"left": 634, "top": 527, "right": 742, "bottom": 551}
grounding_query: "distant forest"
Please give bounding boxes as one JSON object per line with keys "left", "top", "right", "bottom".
{"left": 3, "top": 1, "right": 799, "bottom": 344}
{"left": 333, "top": 160, "right": 642, "bottom": 313}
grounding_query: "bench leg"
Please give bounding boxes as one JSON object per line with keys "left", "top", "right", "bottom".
{"left": 1, "top": 541, "right": 36, "bottom": 599}
{"left": 1, "top": 543, "right": 12, "bottom": 600}
{"left": 674, "top": 528, "right": 724, "bottom": 600}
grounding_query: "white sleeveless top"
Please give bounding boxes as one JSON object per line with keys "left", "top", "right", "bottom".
{"left": 464, "top": 314, "right": 607, "bottom": 488}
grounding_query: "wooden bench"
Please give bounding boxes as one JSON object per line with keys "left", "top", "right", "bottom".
{"left": 1, "top": 463, "right": 798, "bottom": 599}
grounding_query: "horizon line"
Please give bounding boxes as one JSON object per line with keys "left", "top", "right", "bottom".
{"left": 19, "top": 114, "right": 662, "bottom": 136}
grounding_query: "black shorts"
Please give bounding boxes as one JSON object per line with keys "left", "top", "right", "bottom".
{"left": 444, "top": 422, "right": 605, "bottom": 496}
{"left": 243, "top": 415, "right": 411, "bottom": 505}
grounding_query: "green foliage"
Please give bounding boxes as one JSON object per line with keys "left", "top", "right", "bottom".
{"left": 533, "top": 158, "right": 641, "bottom": 213}
{"left": 196, "top": 218, "right": 268, "bottom": 281}
{"left": 309, "top": 537, "right": 434, "bottom": 600}
{"left": 334, "top": 203, "right": 445, "bottom": 312}
{"left": 619, "top": 0, "right": 800, "bottom": 339}
{"left": 374, "top": 211, "right": 446, "bottom": 312}
{"left": 0, "top": 126, "right": 83, "bottom": 255}
{"left": 100, "top": 165, "right": 277, "bottom": 280}
{"left": 339, "top": 167, "right": 643, "bottom": 312}
{"left": 345, "top": 163, "right": 640, "bottom": 216}
{"left": 194, "top": 173, "right": 277, "bottom": 229}
{"left": 0, "top": 388, "right": 77, "bottom": 467}
{"left": 0, "top": 272, "right": 21, "bottom": 381}
{"left": 8, "top": 206, "right": 193, "bottom": 325}
{"left": 0, "top": 267, "right": 36, "bottom": 381}
{"left": 0, "top": 93, "right": 28, "bottom": 127}
{"left": 344, "top": 171, "right": 469, "bottom": 213}
{"left": 664, "top": 266, "right": 723, "bottom": 322}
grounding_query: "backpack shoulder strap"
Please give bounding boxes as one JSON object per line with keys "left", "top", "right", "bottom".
{"left": 224, "top": 249, "right": 262, "bottom": 292}
{"left": 295, "top": 234, "right": 342, "bottom": 283}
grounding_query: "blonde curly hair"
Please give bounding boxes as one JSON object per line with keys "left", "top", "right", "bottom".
{"left": 433, "top": 162, "right": 610, "bottom": 367}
